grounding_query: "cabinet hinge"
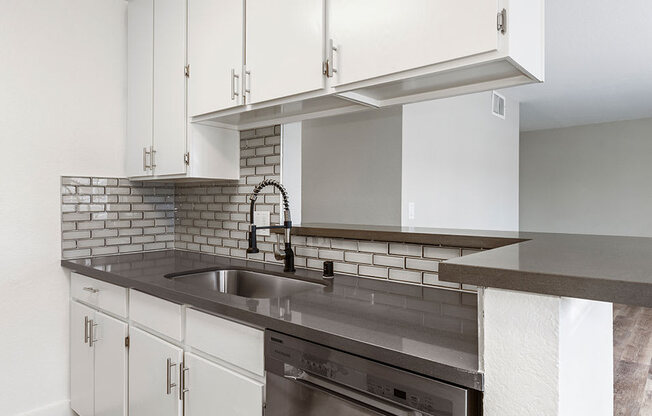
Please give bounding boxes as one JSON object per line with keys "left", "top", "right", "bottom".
{"left": 497, "top": 9, "right": 507, "bottom": 34}
{"left": 184, "top": 64, "right": 190, "bottom": 78}
{"left": 125, "top": 336, "right": 129, "bottom": 348}
{"left": 184, "top": 152, "right": 190, "bottom": 166}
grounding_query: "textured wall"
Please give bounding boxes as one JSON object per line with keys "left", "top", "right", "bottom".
{"left": 482, "top": 289, "right": 613, "bottom": 416}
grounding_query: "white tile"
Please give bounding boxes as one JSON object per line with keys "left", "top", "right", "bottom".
{"left": 344, "top": 252, "right": 373, "bottom": 264}
{"left": 389, "top": 243, "right": 422, "bottom": 257}
{"left": 389, "top": 269, "right": 422, "bottom": 284}
{"left": 423, "top": 246, "right": 461, "bottom": 260}
{"left": 358, "top": 241, "right": 388, "bottom": 254}
{"left": 423, "top": 273, "right": 461, "bottom": 289}
{"left": 405, "top": 258, "right": 439, "bottom": 272}
{"left": 318, "top": 249, "right": 344, "bottom": 261}
{"left": 359, "top": 265, "right": 388, "bottom": 278}
{"left": 373, "top": 255, "right": 404, "bottom": 268}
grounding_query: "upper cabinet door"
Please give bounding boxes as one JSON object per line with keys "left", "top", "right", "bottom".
{"left": 127, "top": 0, "right": 154, "bottom": 177}
{"left": 328, "top": 0, "right": 499, "bottom": 87}
{"left": 245, "top": 0, "right": 324, "bottom": 104}
{"left": 153, "top": 0, "right": 187, "bottom": 176}
{"left": 188, "top": 0, "right": 244, "bottom": 117}
{"left": 129, "top": 327, "right": 183, "bottom": 416}
{"left": 94, "top": 311, "right": 128, "bottom": 416}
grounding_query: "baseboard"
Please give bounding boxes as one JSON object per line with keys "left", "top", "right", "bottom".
{"left": 16, "top": 400, "right": 74, "bottom": 416}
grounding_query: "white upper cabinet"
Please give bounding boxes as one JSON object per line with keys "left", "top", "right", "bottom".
{"left": 127, "top": 0, "right": 241, "bottom": 181}
{"left": 127, "top": 0, "right": 154, "bottom": 178}
{"left": 144, "top": 0, "right": 543, "bottom": 130}
{"left": 327, "top": 0, "right": 499, "bottom": 87}
{"left": 153, "top": 0, "right": 188, "bottom": 176}
{"left": 188, "top": 0, "right": 244, "bottom": 116}
{"left": 245, "top": 0, "right": 325, "bottom": 105}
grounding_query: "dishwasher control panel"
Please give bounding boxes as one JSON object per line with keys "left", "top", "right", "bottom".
{"left": 367, "top": 375, "right": 453, "bottom": 415}
{"left": 294, "top": 351, "right": 455, "bottom": 415}
{"left": 265, "top": 330, "right": 476, "bottom": 416}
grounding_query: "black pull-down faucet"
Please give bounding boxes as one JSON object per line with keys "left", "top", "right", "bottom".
{"left": 246, "top": 179, "right": 295, "bottom": 272}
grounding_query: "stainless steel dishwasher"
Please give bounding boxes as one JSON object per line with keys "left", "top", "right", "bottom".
{"left": 264, "top": 331, "right": 480, "bottom": 416}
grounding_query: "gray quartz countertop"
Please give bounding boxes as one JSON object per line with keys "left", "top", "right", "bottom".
{"left": 275, "top": 223, "right": 526, "bottom": 249}
{"left": 62, "top": 250, "right": 482, "bottom": 391}
{"left": 440, "top": 232, "right": 652, "bottom": 307}
{"left": 277, "top": 223, "right": 652, "bottom": 307}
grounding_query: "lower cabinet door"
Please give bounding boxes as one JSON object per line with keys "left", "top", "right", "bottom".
{"left": 94, "top": 311, "right": 128, "bottom": 416}
{"left": 71, "top": 301, "right": 95, "bottom": 416}
{"left": 185, "top": 352, "right": 264, "bottom": 416}
{"left": 129, "top": 327, "right": 183, "bottom": 416}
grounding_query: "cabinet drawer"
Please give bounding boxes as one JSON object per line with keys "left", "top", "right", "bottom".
{"left": 186, "top": 308, "right": 264, "bottom": 376}
{"left": 71, "top": 273, "right": 128, "bottom": 318}
{"left": 130, "top": 289, "right": 183, "bottom": 341}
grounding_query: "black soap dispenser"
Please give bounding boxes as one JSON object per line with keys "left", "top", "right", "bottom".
{"left": 323, "top": 261, "right": 334, "bottom": 279}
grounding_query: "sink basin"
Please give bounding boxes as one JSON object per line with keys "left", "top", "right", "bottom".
{"left": 166, "top": 269, "right": 323, "bottom": 299}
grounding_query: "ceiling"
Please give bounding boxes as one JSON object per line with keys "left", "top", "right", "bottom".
{"left": 502, "top": 0, "right": 652, "bottom": 132}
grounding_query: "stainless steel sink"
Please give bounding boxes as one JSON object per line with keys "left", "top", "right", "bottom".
{"left": 167, "top": 269, "right": 323, "bottom": 299}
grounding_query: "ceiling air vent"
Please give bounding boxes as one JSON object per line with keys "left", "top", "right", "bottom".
{"left": 492, "top": 91, "right": 506, "bottom": 119}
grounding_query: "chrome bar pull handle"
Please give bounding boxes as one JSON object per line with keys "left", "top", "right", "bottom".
{"left": 166, "top": 358, "right": 177, "bottom": 395}
{"left": 231, "top": 69, "right": 240, "bottom": 100}
{"left": 179, "top": 362, "right": 189, "bottom": 400}
{"left": 324, "top": 39, "right": 338, "bottom": 78}
{"left": 83, "top": 287, "right": 99, "bottom": 294}
{"left": 89, "top": 320, "right": 98, "bottom": 348}
{"left": 244, "top": 69, "right": 251, "bottom": 101}
{"left": 84, "top": 316, "right": 90, "bottom": 344}
{"left": 330, "top": 39, "right": 338, "bottom": 74}
{"left": 150, "top": 146, "right": 156, "bottom": 169}
{"left": 143, "top": 147, "right": 151, "bottom": 171}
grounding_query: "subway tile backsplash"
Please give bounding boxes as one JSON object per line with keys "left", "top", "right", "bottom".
{"left": 61, "top": 177, "right": 175, "bottom": 259}
{"left": 61, "top": 126, "right": 479, "bottom": 292}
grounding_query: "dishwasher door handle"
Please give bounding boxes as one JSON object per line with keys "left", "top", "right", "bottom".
{"left": 284, "top": 370, "right": 420, "bottom": 416}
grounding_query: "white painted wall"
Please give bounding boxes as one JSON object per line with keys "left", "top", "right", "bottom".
{"left": 402, "top": 92, "right": 520, "bottom": 230}
{"left": 301, "top": 108, "right": 402, "bottom": 226}
{"left": 520, "top": 117, "right": 652, "bottom": 237}
{"left": 0, "top": 1, "right": 127, "bottom": 414}
{"left": 281, "top": 123, "right": 302, "bottom": 225}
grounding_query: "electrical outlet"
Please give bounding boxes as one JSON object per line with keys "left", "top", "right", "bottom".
{"left": 254, "top": 211, "right": 270, "bottom": 236}
{"left": 408, "top": 202, "right": 415, "bottom": 220}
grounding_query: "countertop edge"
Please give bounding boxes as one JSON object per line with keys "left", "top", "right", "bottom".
{"left": 61, "top": 259, "right": 484, "bottom": 391}
{"left": 440, "top": 262, "right": 652, "bottom": 307}
{"left": 272, "top": 226, "right": 526, "bottom": 250}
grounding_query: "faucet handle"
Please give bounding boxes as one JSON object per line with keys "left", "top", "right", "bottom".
{"left": 247, "top": 224, "right": 260, "bottom": 254}
{"left": 273, "top": 233, "right": 286, "bottom": 260}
